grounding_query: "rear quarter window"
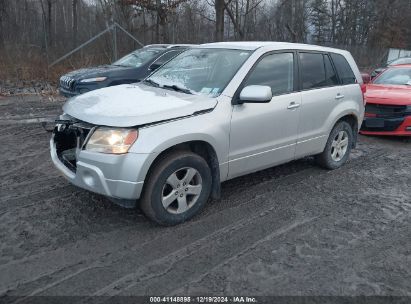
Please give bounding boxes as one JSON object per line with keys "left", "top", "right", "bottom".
{"left": 330, "top": 53, "right": 357, "bottom": 85}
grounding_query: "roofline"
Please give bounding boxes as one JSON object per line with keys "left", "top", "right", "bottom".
{"left": 196, "top": 41, "right": 350, "bottom": 54}
{"left": 143, "top": 44, "right": 196, "bottom": 49}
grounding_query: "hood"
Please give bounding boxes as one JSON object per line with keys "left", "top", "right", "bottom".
{"left": 64, "top": 65, "right": 134, "bottom": 80}
{"left": 62, "top": 84, "right": 217, "bottom": 127}
{"left": 365, "top": 84, "right": 411, "bottom": 106}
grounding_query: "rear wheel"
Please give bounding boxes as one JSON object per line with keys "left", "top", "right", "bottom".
{"left": 316, "top": 121, "right": 353, "bottom": 170}
{"left": 140, "top": 151, "right": 212, "bottom": 226}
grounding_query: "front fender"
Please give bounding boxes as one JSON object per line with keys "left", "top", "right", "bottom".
{"left": 131, "top": 132, "right": 223, "bottom": 185}
{"left": 129, "top": 101, "right": 232, "bottom": 184}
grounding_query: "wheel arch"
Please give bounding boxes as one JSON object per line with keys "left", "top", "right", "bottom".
{"left": 140, "top": 140, "right": 221, "bottom": 201}
{"left": 333, "top": 113, "right": 359, "bottom": 148}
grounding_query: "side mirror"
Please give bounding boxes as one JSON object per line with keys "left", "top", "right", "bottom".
{"left": 239, "top": 85, "right": 272, "bottom": 104}
{"left": 361, "top": 73, "right": 371, "bottom": 84}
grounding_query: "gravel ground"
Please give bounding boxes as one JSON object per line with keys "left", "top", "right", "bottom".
{"left": 0, "top": 95, "right": 410, "bottom": 301}
{"left": 0, "top": 81, "right": 58, "bottom": 96}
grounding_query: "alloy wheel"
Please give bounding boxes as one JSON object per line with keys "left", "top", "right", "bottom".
{"left": 161, "top": 167, "right": 203, "bottom": 214}
{"left": 331, "top": 130, "right": 349, "bottom": 162}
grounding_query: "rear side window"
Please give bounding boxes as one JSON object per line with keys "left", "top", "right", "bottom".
{"left": 324, "top": 55, "right": 339, "bottom": 86}
{"left": 330, "top": 53, "right": 356, "bottom": 84}
{"left": 299, "top": 53, "right": 327, "bottom": 90}
{"left": 244, "top": 52, "right": 294, "bottom": 96}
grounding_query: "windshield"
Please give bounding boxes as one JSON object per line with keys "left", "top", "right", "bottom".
{"left": 145, "top": 48, "right": 252, "bottom": 96}
{"left": 113, "top": 48, "right": 162, "bottom": 67}
{"left": 373, "top": 67, "right": 411, "bottom": 85}
{"left": 389, "top": 57, "right": 411, "bottom": 66}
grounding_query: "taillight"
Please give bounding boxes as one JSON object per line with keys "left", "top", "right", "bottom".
{"left": 360, "top": 84, "right": 367, "bottom": 105}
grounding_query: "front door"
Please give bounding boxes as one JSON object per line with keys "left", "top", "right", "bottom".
{"left": 229, "top": 52, "right": 301, "bottom": 178}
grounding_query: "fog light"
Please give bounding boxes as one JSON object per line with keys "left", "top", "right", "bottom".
{"left": 406, "top": 126, "right": 411, "bottom": 131}
{"left": 83, "top": 172, "right": 95, "bottom": 187}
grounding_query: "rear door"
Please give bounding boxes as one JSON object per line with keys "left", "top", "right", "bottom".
{"left": 330, "top": 52, "right": 363, "bottom": 119}
{"left": 295, "top": 52, "right": 342, "bottom": 158}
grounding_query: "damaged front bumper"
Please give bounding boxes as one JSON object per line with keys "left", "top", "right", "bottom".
{"left": 50, "top": 122, "right": 149, "bottom": 205}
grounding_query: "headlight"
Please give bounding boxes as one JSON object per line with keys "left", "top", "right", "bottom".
{"left": 80, "top": 77, "right": 107, "bottom": 83}
{"left": 85, "top": 128, "right": 138, "bottom": 154}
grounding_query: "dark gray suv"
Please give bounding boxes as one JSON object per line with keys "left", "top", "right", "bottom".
{"left": 59, "top": 44, "right": 192, "bottom": 97}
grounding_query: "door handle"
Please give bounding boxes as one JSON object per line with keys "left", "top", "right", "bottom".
{"left": 335, "top": 93, "right": 345, "bottom": 100}
{"left": 287, "top": 102, "right": 300, "bottom": 110}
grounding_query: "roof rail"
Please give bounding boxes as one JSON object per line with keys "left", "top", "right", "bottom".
{"left": 166, "top": 44, "right": 196, "bottom": 48}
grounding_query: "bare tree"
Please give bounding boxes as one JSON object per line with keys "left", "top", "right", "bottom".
{"left": 223, "top": 0, "right": 263, "bottom": 40}
{"left": 1, "top": 0, "right": 411, "bottom": 82}
{"left": 309, "top": 0, "right": 330, "bottom": 44}
{"left": 121, "top": 0, "right": 188, "bottom": 43}
{"left": 72, "top": 0, "right": 78, "bottom": 48}
{"left": 214, "top": 0, "right": 225, "bottom": 41}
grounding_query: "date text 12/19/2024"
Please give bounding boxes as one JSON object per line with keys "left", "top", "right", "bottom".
{"left": 149, "top": 296, "right": 258, "bottom": 303}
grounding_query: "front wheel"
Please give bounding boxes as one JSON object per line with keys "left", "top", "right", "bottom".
{"left": 140, "top": 151, "right": 212, "bottom": 226}
{"left": 316, "top": 121, "right": 354, "bottom": 170}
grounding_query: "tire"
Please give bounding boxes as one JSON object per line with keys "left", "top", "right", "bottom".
{"left": 316, "top": 121, "right": 354, "bottom": 170}
{"left": 140, "top": 151, "right": 212, "bottom": 226}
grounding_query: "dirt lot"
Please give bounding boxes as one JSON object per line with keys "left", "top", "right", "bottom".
{"left": 0, "top": 95, "right": 410, "bottom": 301}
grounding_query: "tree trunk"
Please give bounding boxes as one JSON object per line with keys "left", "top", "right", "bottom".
{"left": 72, "top": 0, "right": 78, "bottom": 48}
{"left": 47, "top": 0, "right": 52, "bottom": 47}
{"left": 159, "top": 14, "right": 168, "bottom": 43}
{"left": 155, "top": 0, "right": 161, "bottom": 42}
{"left": 215, "top": 0, "right": 225, "bottom": 41}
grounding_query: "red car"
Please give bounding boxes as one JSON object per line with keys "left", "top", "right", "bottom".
{"left": 361, "top": 64, "right": 411, "bottom": 136}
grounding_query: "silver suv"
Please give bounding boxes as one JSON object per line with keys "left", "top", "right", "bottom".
{"left": 51, "top": 42, "right": 365, "bottom": 225}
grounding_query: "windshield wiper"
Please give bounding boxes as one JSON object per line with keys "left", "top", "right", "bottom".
{"left": 143, "top": 78, "right": 160, "bottom": 87}
{"left": 162, "top": 84, "right": 193, "bottom": 95}
{"left": 144, "top": 79, "right": 193, "bottom": 94}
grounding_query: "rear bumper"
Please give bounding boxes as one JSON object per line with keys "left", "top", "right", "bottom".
{"left": 50, "top": 137, "right": 150, "bottom": 200}
{"left": 360, "top": 115, "right": 411, "bottom": 136}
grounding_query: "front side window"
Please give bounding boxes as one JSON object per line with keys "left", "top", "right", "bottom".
{"left": 244, "top": 52, "right": 294, "bottom": 96}
{"left": 113, "top": 48, "right": 163, "bottom": 68}
{"left": 373, "top": 67, "right": 411, "bottom": 85}
{"left": 146, "top": 48, "right": 252, "bottom": 96}
{"left": 330, "top": 53, "right": 356, "bottom": 85}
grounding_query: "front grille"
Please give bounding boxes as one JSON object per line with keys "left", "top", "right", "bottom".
{"left": 54, "top": 121, "right": 93, "bottom": 172}
{"left": 365, "top": 104, "right": 408, "bottom": 118}
{"left": 60, "top": 76, "right": 76, "bottom": 91}
{"left": 362, "top": 103, "right": 409, "bottom": 131}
